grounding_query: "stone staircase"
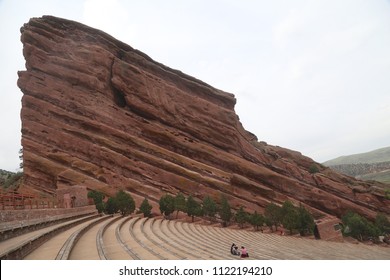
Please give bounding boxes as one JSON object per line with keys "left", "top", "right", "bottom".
{"left": 1, "top": 215, "right": 389, "bottom": 260}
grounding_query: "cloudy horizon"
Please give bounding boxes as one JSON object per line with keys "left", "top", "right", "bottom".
{"left": 1, "top": 0, "right": 390, "bottom": 172}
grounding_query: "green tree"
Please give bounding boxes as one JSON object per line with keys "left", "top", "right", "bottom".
{"left": 249, "top": 211, "right": 265, "bottom": 231}
{"left": 88, "top": 190, "right": 105, "bottom": 213}
{"left": 139, "top": 198, "right": 153, "bottom": 218}
{"left": 281, "top": 201, "right": 299, "bottom": 235}
{"left": 95, "top": 202, "right": 105, "bottom": 214}
{"left": 219, "top": 195, "right": 232, "bottom": 227}
{"left": 308, "top": 164, "right": 320, "bottom": 174}
{"left": 375, "top": 213, "right": 390, "bottom": 235}
{"left": 174, "top": 192, "right": 187, "bottom": 219}
{"left": 105, "top": 197, "right": 117, "bottom": 215}
{"left": 115, "top": 190, "right": 135, "bottom": 216}
{"left": 88, "top": 190, "right": 105, "bottom": 203}
{"left": 159, "top": 194, "right": 175, "bottom": 219}
{"left": 296, "top": 204, "right": 315, "bottom": 236}
{"left": 186, "top": 195, "right": 202, "bottom": 222}
{"left": 264, "top": 203, "right": 282, "bottom": 232}
{"left": 234, "top": 206, "right": 249, "bottom": 228}
{"left": 342, "top": 211, "right": 380, "bottom": 241}
{"left": 202, "top": 195, "right": 218, "bottom": 221}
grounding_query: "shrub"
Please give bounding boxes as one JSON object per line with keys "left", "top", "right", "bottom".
{"left": 342, "top": 211, "right": 380, "bottom": 241}
{"left": 115, "top": 190, "right": 135, "bottom": 216}
{"left": 375, "top": 213, "right": 390, "bottom": 235}
{"left": 281, "top": 201, "right": 300, "bottom": 235}
{"left": 174, "top": 192, "right": 186, "bottom": 219}
{"left": 159, "top": 194, "right": 175, "bottom": 219}
{"left": 219, "top": 195, "right": 232, "bottom": 227}
{"left": 202, "top": 195, "right": 218, "bottom": 221}
{"left": 186, "top": 195, "right": 202, "bottom": 222}
{"left": 87, "top": 190, "right": 105, "bottom": 213}
{"left": 234, "top": 206, "right": 249, "bottom": 228}
{"left": 264, "top": 203, "right": 282, "bottom": 232}
{"left": 264, "top": 200, "right": 315, "bottom": 235}
{"left": 139, "top": 198, "right": 153, "bottom": 218}
{"left": 95, "top": 202, "right": 105, "bottom": 214}
{"left": 309, "top": 164, "right": 320, "bottom": 174}
{"left": 249, "top": 211, "right": 265, "bottom": 231}
{"left": 105, "top": 197, "right": 117, "bottom": 215}
{"left": 296, "top": 204, "right": 315, "bottom": 236}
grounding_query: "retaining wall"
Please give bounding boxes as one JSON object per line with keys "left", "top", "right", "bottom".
{"left": 0, "top": 205, "right": 97, "bottom": 231}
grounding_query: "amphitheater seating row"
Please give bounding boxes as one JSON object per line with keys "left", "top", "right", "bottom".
{"left": 1, "top": 215, "right": 389, "bottom": 260}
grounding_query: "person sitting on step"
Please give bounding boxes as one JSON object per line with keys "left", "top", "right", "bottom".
{"left": 231, "top": 243, "right": 240, "bottom": 256}
{"left": 240, "top": 246, "right": 249, "bottom": 258}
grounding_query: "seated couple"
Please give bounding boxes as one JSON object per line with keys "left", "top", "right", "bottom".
{"left": 230, "top": 243, "right": 249, "bottom": 258}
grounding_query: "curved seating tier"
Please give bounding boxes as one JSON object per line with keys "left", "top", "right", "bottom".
{"left": 1, "top": 216, "right": 389, "bottom": 260}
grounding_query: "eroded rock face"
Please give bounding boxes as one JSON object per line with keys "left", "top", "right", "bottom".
{"left": 18, "top": 16, "right": 389, "bottom": 219}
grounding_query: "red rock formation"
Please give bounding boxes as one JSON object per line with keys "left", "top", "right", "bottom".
{"left": 17, "top": 16, "right": 389, "bottom": 220}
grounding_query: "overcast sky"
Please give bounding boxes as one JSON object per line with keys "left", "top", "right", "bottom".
{"left": 1, "top": 0, "right": 390, "bottom": 172}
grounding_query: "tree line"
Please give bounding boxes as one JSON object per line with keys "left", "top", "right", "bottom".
{"left": 88, "top": 190, "right": 390, "bottom": 241}
{"left": 88, "top": 190, "right": 152, "bottom": 217}
{"left": 159, "top": 193, "right": 316, "bottom": 236}
{"left": 89, "top": 190, "right": 315, "bottom": 234}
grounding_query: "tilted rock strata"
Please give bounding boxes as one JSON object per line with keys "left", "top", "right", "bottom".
{"left": 18, "top": 16, "right": 389, "bottom": 220}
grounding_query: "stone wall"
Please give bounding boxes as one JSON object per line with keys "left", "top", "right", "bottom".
{"left": 56, "top": 185, "right": 89, "bottom": 208}
{"left": 0, "top": 205, "right": 97, "bottom": 231}
{"left": 315, "top": 218, "right": 343, "bottom": 242}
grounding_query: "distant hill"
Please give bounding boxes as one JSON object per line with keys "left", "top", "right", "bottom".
{"left": 323, "top": 146, "right": 390, "bottom": 184}
{"left": 0, "top": 169, "right": 14, "bottom": 184}
{"left": 0, "top": 169, "right": 23, "bottom": 190}
{"left": 323, "top": 146, "right": 390, "bottom": 165}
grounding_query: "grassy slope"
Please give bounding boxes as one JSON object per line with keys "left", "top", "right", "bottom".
{"left": 323, "top": 146, "right": 390, "bottom": 165}
{"left": 323, "top": 146, "right": 390, "bottom": 185}
{"left": 359, "top": 170, "right": 390, "bottom": 185}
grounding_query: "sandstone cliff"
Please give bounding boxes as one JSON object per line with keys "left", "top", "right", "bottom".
{"left": 17, "top": 16, "right": 389, "bottom": 220}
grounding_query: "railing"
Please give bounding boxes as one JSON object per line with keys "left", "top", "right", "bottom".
{"left": 0, "top": 190, "right": 57, "bottom": 210}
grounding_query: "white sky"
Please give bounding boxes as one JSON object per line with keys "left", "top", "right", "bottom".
{"left": 1, "top": 0, "right": 390, "bottom": 172}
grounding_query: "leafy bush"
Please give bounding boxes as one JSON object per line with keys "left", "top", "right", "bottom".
{"left": 264, "top": 203, "right": 282, "bottom": 232}
{"left": 296, "top": 204, "right": 315, "bottom": 236}
{"left": 186, "top": 195, "right": 203, "bottom": 222}
{"left": 309, "top": 164, "right": 320, "bottom": 174}
{"left": 219, "top": 195, "right": 232, "bottom": 227}
{"left": 202, "top": 195, "right": 218, "bottom": 221}
{"left": 115, "top": 190, "right": 135, "bottom": 216}
{"left": 342, "top": 211, "right": 380, "bottom": 241}
{"left": 281, "top": 201, "right": 299, "bottom": 235}
{"left": 249, "top": 211, "right": 265, "bottom": 231}
{"left": 234, "top": 206, "right": 249, "bottom": 228}
{"left": 174, "top": 192, "right": 186, "bottom": 218}
{"left": 375, "top": 213, "right": 390, "bottom": 235}
{"left": 265, "top": 201, "right": 314, "bottom": 235}
{"left": 139, "top": 198, "right": 153, "bottom": 218}
{"left": 87, "top": 190, "right": 105, "bottom": 213}
{"left": 105, "top": 197, "right": 117, "bottom": 215}
{"left": 159, "top": 194, "right": 175, "bottom": 218}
